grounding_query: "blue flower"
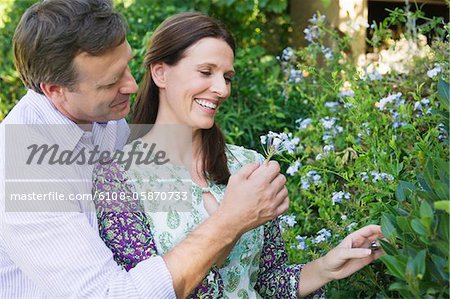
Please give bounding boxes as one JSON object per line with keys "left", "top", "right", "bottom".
{"left": 296, "top": 118, "right": 312, "bottom": 130}
{"left": 321, "top": 116, "right": 337, "bottom": 129}
{"left": 427, "top": 65, "right": 441, "bottom": 78}
{"left": 347, "top": 222, "right": 358, "bottom": 231}
{"left": 301, "top": 171, "right": 322, "bottom": 190}
{"left": 313, "top": 228, "right": 332, "bottom": 244}
{"left": 321, "top": 46, "right": 334, "bottom": 60}
{"left": 286, "top": 160, "right": 301, "bottom": 176}
{"left": 295, "top": 235, "right": 308, "bottom": 250}
{"left": 332, "top": 191, "right": 351, "bottom": 205}
{"left": 260, "top": 131, "right": 301, "bottom": 162}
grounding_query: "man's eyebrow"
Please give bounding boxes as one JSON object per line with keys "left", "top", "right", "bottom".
{"left": 97, "top": 66, "right": 128, "bottom": 88}
{"left": 97, "top": 53, "right": 134, "bottom": 88}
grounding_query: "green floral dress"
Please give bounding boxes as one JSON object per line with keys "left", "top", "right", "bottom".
{"left": 93, "top": 141, "right": 324, "bottom": 298}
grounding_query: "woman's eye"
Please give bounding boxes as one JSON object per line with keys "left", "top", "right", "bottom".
{"left": 224, "top": 76, "right": 233, "bottom": 84}
{"left": 200, "top": 71, "right": 211, "bottom": 76}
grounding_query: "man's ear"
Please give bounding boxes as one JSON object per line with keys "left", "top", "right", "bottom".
{"left": 151, "top": 62, "right": 167, "bottom": 88}
{"left": 40, "top": 83, "right": 66, "bottom": 105}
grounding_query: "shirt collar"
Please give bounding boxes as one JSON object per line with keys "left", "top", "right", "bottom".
{"left": 24, "top": 89, "right": 109, "bottom": 151}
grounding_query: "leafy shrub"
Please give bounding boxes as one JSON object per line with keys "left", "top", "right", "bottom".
{"left": 378, "top": 79, "right": 449, "bottom": 298}
{"left": 260, "top": 7, "right": 449, "bottom": 298}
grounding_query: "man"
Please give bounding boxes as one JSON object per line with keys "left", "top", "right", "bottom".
{"left": 0, "top": 0, "right": 288, "bottom": 298}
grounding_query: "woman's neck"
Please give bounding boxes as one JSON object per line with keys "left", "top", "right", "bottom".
{"left": 140, "top": 123, "right": 203, "bottom": 168}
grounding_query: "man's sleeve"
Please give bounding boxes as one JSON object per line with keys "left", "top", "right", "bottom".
{"left": 2, "top": 210, "right": 176, "bottom": 298}
{"left": 0, "top": 125, "right": 176, "bottom": 298}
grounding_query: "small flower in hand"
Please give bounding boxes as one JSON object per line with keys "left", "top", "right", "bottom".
{"left": 260, "top": 131, "right": 300, "bottom": 164}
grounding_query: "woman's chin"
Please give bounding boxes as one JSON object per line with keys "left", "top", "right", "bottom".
{"left": 194, "top": 120, "right": 215, "bottom": 130}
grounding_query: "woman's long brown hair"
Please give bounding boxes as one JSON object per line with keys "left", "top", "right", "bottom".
{"left": 132, "top": 12, "right": 235, "bottom": 185}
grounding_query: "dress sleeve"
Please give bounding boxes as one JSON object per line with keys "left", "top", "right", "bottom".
{"left": 93, "top": 161, "right": 159, "bottom": 271}
{"left": 255, "top": 218, "right": 324, "bottom": 299}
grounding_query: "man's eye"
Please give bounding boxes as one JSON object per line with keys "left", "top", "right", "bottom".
{"left": 104, "top": 82, "right": 116, "bottom": 89}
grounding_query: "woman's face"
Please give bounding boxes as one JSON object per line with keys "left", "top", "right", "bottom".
{"left": 155, "top": 37, "right": 235, "bottom": 131}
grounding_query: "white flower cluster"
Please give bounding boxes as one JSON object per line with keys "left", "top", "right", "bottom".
{"left": 331, "top": 191, "right": 351, "bottom": 205}
{"left": 278, "top": 47, "right": 303, "bottom": 84}
{"left": 377, "top": 92, "right": 408, "bottom": 129}
{"left": 359, "top": 35, "right": 431, "bottom": 75}
{"left": 301, "top": 170, "right": 322, "bottom": 190}
{"left": 360, "top": 69, "right": 383, "bottom": 81}
{"left": 359, "top": 171, "right": 394, "bottom": 183}
{"left": 312, "top": 228, "right": 332, "bottom": 244}
{"left": 260, "top": 131, "right": 301, "bottom": 161}
{"left": 286, "top": 160, "right": 301, "bottom": 176}
{"left": 427, "top": 64, "right": 442, "bottom": 78}
{"left": 324, "top": 101, "right": 340, "bottom": 113}
{"left": 295, "top": 118, "right": 312, "bottom": 130}
{"left": 357, "top": 122, "right": 371, "bottom": 140}
{"left": 295, "top": 235, "right": 308, "bottom": 250}
{"left": 318, "top": 116, "right": 343, "bottom": 157}
{"left": 321, "top": 46, "right": 333, "bottom": 60}
{"left": 377, "top": 92, "right": 403, "bottom": 111}
{"left": 303, "top": 14, "right": 325, "bottom": 43}
{"left": 279, "top": 215, "right": 297, "bottom": 233}
{"left": 346, "top": 222, "right": 358, "bottom": 231}
{"left": 413, "top": 97, "right": 432, "bottom": 117}
{"left": 437, "top": 123, "right": 448, "bottom": 140}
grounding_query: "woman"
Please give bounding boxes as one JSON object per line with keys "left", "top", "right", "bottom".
{"left": 93, "top": 12, "right": 383, "bottom": 298}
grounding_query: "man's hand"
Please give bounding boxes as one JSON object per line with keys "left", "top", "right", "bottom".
{"left": 164, "top": 161, "right": 289, "bottom": 298}
{"left": 218, "top": 160, "right": 289, "bottom": 235}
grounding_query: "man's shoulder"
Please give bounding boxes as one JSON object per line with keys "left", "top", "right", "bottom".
{"left": 2, "top": 90, "right": 46, "bottom": 125}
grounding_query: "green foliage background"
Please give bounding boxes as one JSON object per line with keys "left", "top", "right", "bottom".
{"left": 1, "top": 1, "right": 449, "bottom": 298}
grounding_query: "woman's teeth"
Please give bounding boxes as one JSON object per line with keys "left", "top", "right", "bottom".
{"left": 195, "top": 99, "right": 217, "bottom": 109}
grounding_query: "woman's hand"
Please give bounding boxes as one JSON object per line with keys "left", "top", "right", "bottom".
{"left": 319, "top": 224, "right": 384, "bottom": 281}
{"left": 298, "top": 224, "right": 384, "bottom": 297}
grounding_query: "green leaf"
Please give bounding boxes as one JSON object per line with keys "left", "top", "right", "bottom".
{"left": 434, "top": 240, "right": 449, "bottom": 257}
{"left": 413, "top": 250, "right": 427, "bottom": 279}
{"left": 437, "top": 79, "right": 450, "bottom": 111}
{"left": 434, "top": 200, "right": 450, "bottom": 214}
{"left": 388, "top": 282, "right": 409, "bottom": 292}
{"left": 396, "top": 216, "right": 412, "bottom": 233}
{"left": 411, "top": 218, "right": 428, "bottom": 236}
{"left": 417, "top": 174, "right": 432, "bottom": 192}
{"left": 379, "top": 238, "right": 398, "bottom": 255}
{"left": 381, "top": 213, "right": 398, "bottom": 240}
{"left": 436, "top": 158, "right": 449, "bottom": 182}
{"left": 379, "top": 255, "right": 406, "bottom": 280}
{"left": 434, "top": 182, "right": 450, "bottom": 201}
{"left": 430, "top": 254, "right": 448, "bottom": 280}
{"left": 395, "top": 180, "right": 416, "bottom": 202}
{"left": 437, "top": 211, "right": 449, "bottom": 243}
{"left": 420, "top": 200, "right": 433, "bottom": 220}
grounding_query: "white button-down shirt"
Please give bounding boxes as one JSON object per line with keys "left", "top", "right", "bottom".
{"left": 0, "top": 90, "right": 176, "bottom": 298}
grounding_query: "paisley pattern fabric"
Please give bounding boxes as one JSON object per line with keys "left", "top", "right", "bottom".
{"left": 93, "top": 143, "right": 324, "bottom": 298}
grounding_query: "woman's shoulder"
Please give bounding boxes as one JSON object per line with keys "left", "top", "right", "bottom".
{"left": 225, "top": 144, "right": 264, "bottom": 168}
{"left": 92, "top": 139, "right": 143, "bottom": 183}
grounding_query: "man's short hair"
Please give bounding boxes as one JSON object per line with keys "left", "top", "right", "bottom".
{"left": 13, "top": 0, "right": 128, "bottom": 94}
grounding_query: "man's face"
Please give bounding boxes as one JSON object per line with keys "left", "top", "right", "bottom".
{"left": 57, "top": 41, "right": 138, "bottom": 123}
